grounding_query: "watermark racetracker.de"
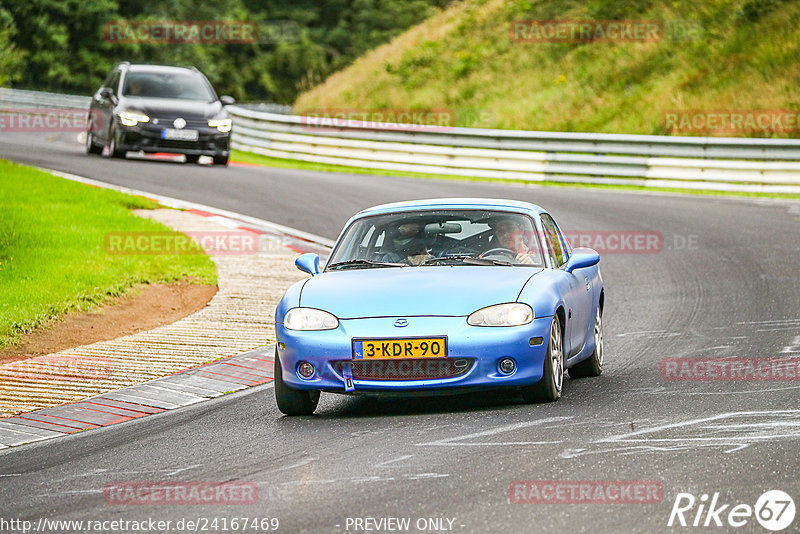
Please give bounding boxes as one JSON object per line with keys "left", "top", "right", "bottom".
{"left": 508, "top": 480, "right": 663, "bottom": 504}
{"left": 661, "top": 357, "right": 800, "bottom": 381}
{"left": 509, "top": 19, "right": 703, "bottom": 43}
{"left": 104, "top": 481, "right": 258, "bottom": 505}
{"left": 663, "top": 110, "right": 800, "bottom": 135}
{"left": 298, "top": 108, "right": 456, "bottom": 133}
{"left": 0, "top": 109, "right": 101, "bottom": 132}
{"left": 0, "top": 516, "right": 279, "bottom": 533}
{"left": 507, "top": 229, "right": 699, "bottom": 254}
{"left": 510, "top": 20, "right": 663, "bottom": 42}
{"left": 0, "top": 355, "right": 112, "bottom": 381}
{"left": 105, "top": 231, "right": 260, "bottom": 255}
{"left": 563, "top": 230, "right": 666, "bottom": 254}
{"left": 103, "top": 20, "right": 299, "bottom": 45}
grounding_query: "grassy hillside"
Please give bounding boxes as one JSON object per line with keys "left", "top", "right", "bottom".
{"left": 295, "top": 0, "right": 800, "bottom": 136}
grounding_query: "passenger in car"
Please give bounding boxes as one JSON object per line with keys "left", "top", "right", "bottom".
{"left": 381, "top": 222, "right": 432, "bottom": 265}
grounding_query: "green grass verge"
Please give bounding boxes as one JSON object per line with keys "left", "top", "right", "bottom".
{"left": 232, "top": 149, "right": 800, "bottom": 200}
{"left": 0, "top": 159, "right": 217, "bottom": 349}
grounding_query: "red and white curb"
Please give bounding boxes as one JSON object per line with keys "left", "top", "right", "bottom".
{"left": 0, "top": 346, "right": 275, "bottom": 448}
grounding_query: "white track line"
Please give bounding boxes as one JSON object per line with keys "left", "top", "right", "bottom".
{"left": 39, "top": 167, "right": 335, "bottom": 248}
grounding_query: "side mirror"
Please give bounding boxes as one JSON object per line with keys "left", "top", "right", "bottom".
{"left": 564, "top": 247, "right": 599, "bottom": 273}
{"left": 220, "top": 95, "right": 235, "bottom": 106}
{"left": 99, "top": 87, "right": 116, "bottom": 102}
{"left": 295, "top": 253, "right": 321, "bottom": 276}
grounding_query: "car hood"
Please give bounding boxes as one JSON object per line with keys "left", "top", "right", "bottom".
{"left": 120, "top": 97, "right": 222, "bottom": 120}
{"left": 299, "top": 266, "right": 542, "bottom": 318}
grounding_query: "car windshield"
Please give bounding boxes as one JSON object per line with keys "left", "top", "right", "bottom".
{"left": 121, "top": 71, "right": 215, "bottom": 101}
{"left": 327, "top": 209, "right": 545, "bottom": 269}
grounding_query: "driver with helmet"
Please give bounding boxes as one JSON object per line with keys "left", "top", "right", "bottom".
{"left": 382, "top": 222, "right": 432, "bottom": 266}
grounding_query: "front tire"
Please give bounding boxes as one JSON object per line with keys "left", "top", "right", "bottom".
{"left": 213, "top": 154, "right": 229, "bottom": 166}
{"left": 522, "top": 314, "right": 563, "bottom": 403}
{"left": 185, "top": 154, "right": 201, "bottom": 164}
{"left": 85, "top": 123, "right": 102, "bottom": 155}
{"left": 569, "top": 307, "right": 604, "bottom": 378}
{"left": 106, "top": 128, "right": 126, "bottom": 159}
{"left": 274, "top": 350, "right": 319, "bottom": 416}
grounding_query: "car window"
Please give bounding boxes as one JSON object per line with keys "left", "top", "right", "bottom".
{"left": 446, "top": 220, "right": 489, "bottom": 240}
{"left": 540, "top": 229, "right": 559, "bottom": 267}
{"left": 540, "top": 213, "right": 569, "bottom": 267}
{"left": 359, "top": 225, "right": 376, "bottom": 248}
{"left": 327, "top": 209, "right": 545, "bottom": 269}
{"left": 107, "top": 70, "right": 121, "bottom": 95}
{"left": 121, "top": 71, "right": 216, "bottom": 101}
{"left": 551, "top": 215, "right": 572, "bottom": 258}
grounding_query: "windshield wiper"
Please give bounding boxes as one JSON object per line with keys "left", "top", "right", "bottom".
{"left": 326, "top": 259, "right": 405, "bottom": 270}
{"left": 463, "top": 257, "right": 513, "bottom": 266}
{"left": 422, "top": 254, "right": 476, "bottom": 265}
{"left": 422, "top": 255, "right": 513, "bottom": 266}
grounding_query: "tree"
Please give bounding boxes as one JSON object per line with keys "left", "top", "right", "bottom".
{"left": 3, "top": 0, "right": 454, "bottom": 102}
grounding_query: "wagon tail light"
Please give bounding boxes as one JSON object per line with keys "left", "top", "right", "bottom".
{"left": 284, "top": 308, "right": 339, "bottom": 331}
{"left": 467, "top": 303, "right": 533, "bottom": 327}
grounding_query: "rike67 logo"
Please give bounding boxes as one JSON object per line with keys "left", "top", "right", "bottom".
{"left": 668, "top": 490, "right": 795, "bottom": 531}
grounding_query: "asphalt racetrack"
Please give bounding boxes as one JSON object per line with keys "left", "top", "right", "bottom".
{"left": 1, "top": 132, "right": 799, "bottom": 533}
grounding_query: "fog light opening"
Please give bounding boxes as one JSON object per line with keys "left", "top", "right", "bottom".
{"left": 298, "top": 361, "right": 315, "bottom": 379}
{"left": 498, "top": 358, "right": 516, "bottom": 375}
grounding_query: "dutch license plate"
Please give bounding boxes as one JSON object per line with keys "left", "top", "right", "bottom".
{"left": 161, "top": 128, "right": 199, "bottom": 141}
{"left": 353, "top": 337, "right": 447, "bottom": 359}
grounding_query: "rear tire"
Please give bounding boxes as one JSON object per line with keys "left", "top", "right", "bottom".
{"left": 521, "top": 314, "right": 563, "bottom": 403}
{"left": 213, "top": 154, "right": 229, "bottom": 166}
{"left": 274, "top": 350, "right": 319, "bottom": 416}
{"left": 185, "top": 154, "right": 201, "bottom": 164}
{"left": 569, "top": 307, "right": 604, "bottom": 378}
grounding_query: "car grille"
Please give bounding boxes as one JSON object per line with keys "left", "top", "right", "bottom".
{"left": 155, "top": 139, "right": 206, "bottom": 149}
{"left": 332, "top": 358, "right": 474, "bottom": 381}
{"left": 150, "top": 116, "right": 208, "bottom": 128}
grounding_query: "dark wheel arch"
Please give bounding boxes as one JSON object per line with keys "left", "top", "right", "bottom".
{"left": 274, "top": 349, "right": 320, "bottom": 416}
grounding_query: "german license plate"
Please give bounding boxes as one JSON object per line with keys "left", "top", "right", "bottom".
{"left": 353, "top": 337, "right": 447, "bottom": 359}
{"left": 161, "top": 128, "right": 199, "bottom": 141}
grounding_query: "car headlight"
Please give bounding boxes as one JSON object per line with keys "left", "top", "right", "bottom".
{"left": 208, "top": 118, "right": 232, "bottom": 132}
{"left": 467, "top": 303, "right": 533, "bottom": 327}
{"left": 284, "top": 308, "right": 339, "bottom": 331}
{"left": 118, "top": 111, "right": 150, "bottom": 126}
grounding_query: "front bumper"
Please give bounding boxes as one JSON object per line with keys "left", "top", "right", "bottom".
{"left": 116, "top": 123, "right": 230, "bottom": 156}
{"left": 276, "top": 315, "right": 553, "bottom": 393}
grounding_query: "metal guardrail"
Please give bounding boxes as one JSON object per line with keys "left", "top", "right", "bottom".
{"left": 0, "top": 88, "right": 91, "bottom": 110}
{"left": 235, "top": 102, "right": 293, "bottom": 115}
{"left": 0, "top": 88, "right": 92, "bottom": 131}
{"left": 3, "top": 88, "right": 799, "bottom": 193}
{"left": 227, "top": 107, "right": 800, "bottom": 194}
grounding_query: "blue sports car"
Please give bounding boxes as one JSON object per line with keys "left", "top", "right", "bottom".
{"left": 274, "top": 198, "right": 604, "bottom": 415}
